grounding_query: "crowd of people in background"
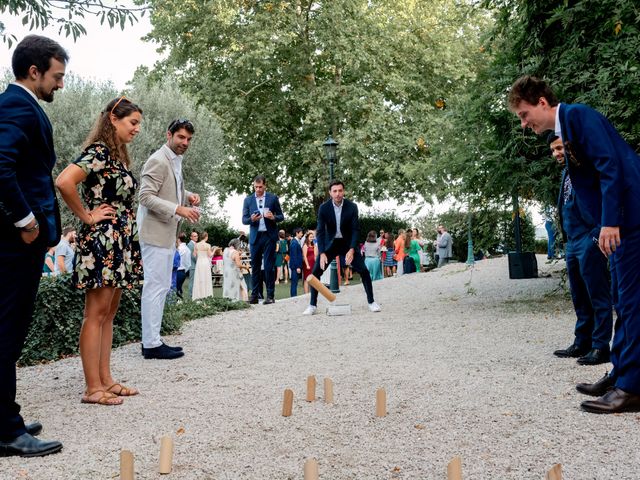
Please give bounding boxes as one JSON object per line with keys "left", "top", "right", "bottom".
{"left": 44, "top": 222, "right": 455, "bottom": 301}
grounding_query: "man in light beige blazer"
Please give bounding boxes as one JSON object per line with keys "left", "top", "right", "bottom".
{"left": 138, "top": 119, "right": 200, "bottom": 359}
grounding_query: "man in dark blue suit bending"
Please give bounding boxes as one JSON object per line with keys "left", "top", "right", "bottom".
{"left": 548, "top": 134, "right": 612, "bottom": 366}
{"left": 509, "top": 75, "right": 640, "bottom": 414}
{"left": 0, "top": 35, "right": 67, "bottom": 456}
{"left": 303, "top": 180, "right": 381, "bottom": 315}
{"left": 242, "top": 175, "right": 284, "bottom": 304}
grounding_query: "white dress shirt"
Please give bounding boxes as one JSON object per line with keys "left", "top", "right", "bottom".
{"left": 333, "top": 201, "right": 343, "bottom": 238}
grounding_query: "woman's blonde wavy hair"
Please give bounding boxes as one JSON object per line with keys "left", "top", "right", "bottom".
{"left": 82, "top": 96, "right": 142, "bottom": 168}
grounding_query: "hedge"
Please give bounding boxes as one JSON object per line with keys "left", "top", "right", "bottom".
{"left": 19, "top": 274, "right": 248, "bottom": 366}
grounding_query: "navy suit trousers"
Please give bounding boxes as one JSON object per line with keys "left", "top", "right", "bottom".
{"left": 250, "top": 232, "right": 276, "bottom": 299}
{"left": 609, "top": 228, "right": 640, "bottom": 394}
{"left": 0, "top": 231, "right": 46, "bottom": 440}
{"left": 565, "top": 234, "right": 613, "bottom": 350}
{"left": 309, "top": 239, "right": 374, "bottom": 307}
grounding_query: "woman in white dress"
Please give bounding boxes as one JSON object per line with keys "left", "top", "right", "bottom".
{"left": 222, "top": 238, "right": 248, "bottom": 301}
{"left": 192, "top": 231, "right": 213, "bottom": 300}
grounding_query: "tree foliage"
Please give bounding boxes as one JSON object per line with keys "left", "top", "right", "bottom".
{"left": 442, "top": 0, "right": 640, "bottom": 211}
{"left": 1, "top": 71, "right": 226, "bottom": 227}
{"left": 145, "top": 0, "right": 489, "bottom": 212}
{"left": 0, "top": 0, "right": 148, "bottom": 45}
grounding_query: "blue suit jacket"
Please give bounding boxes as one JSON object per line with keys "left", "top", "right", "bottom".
{"left": 289, "top": 238, "right": 303, "bottom": 270}
{"left": 0, "top": 84, "right": 61, "bottom": 246}
{"left": 316, "top": 198, "right": 360, "bottom": 254}
{"left": 241, "top": 191, "right": 284, "bottom": 244}
{"left": 559, "top": 103, "right": 640, "bottom": 232}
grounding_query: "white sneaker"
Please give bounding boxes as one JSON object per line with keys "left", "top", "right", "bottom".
{"left": 368, "top": 302, "right": 381, "bottom": 312}
{"left": 302, "top": 305, "right": 317, "bottom": 315}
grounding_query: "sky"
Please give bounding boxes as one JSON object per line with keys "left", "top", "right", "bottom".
{"left": 0, "top": 9, "right": 546, "bottom": 237}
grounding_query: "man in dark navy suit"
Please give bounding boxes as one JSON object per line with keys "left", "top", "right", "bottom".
{"left": 302, "top": 180, "right": 381, "bottom": 315}
{"left": 509, "top": 75, "right": 640, "bottom": 414}
{"left": 288, "top": 227, "right": 304, "bottom": 297}
{"left": 241, "top": 175, "right": 284, "bottom": 304}
{"left": 0, "top": 35, "right": 67, "bottom": 456}
{"left": 548, "top": 134, "right": 612, "bottom": 366}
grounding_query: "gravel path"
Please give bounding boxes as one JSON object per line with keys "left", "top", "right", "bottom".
{"left": 4, "top": 255, "right": 640, "bottom": 479}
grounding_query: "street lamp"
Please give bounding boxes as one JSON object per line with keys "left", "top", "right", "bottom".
{"left": 323, "top": 134, "right": 338, "bottom": 181}
{"left": 323, "top": 134, "right": 340, "bottom": 293}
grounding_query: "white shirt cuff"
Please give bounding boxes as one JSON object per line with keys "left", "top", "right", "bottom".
{"left": 15, "top": 213, "right": 35, "bottom": 228}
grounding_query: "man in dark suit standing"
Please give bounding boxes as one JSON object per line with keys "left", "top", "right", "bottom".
{"left": 241, "top": 175, "right": 284, "bottom": 304}
{"left": 509, "top": 75, "right": 640, "bottom": 414}
{"left": 548, "top": 134, "right": 612, "bottom": 366}
{"left": 0, "top": 35, "right": 67, "bottom": 456}
{"left": 288, "top": 227, "right": 304, "bottom": 297}
{"left": 303, "top": 180, "right": 381, "bottom": 315}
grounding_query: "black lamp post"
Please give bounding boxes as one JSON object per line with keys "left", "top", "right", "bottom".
{"left": 323, "top": 135, "right": 338, "bottom": 181}
{"left": 323, "top": 134, "right": 340, "bottom": 293}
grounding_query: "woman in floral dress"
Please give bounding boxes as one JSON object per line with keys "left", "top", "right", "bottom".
{"left": 56, "top": 97, "right": 143, "bottom": 406}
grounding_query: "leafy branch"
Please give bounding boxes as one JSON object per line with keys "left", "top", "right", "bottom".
{"left": 0, "top": 0, "right": 150, "bottom": 46}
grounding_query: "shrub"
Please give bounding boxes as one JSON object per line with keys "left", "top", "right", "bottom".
{"left": 19, "top": 274, "right": 248, "bottom": 366}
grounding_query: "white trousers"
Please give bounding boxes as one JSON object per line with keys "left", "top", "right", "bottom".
{"left": 140, "top": 241, "right": 175, "bottom": 348}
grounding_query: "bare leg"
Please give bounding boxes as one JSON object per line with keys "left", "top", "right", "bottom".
{"left": 80, "top": 288, "right": 122, "bottom": 405}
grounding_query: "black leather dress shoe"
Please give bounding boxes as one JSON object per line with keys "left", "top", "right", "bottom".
{"left": 263, "top": 298, "right": 275, "bottom": 305}
{"left": 581, "top": 388, "right": 640, "bottom": 414}
{"left": 143, "top": 343, "right": 185, "bottom": 360}
{"left": 141, "top": 343, "right": 183, "bottom": 355}
{"left": 577, "top": 348, "right": 610, "bottom": 366}
{"left": 0, "top": 433, "right": 62, "bottom": 457}
{"left": 576, "top": 373, "right": 615, "bottom": 396}
{"left": 248, "top": 296, "right": 259, "bottom": 304}
{"left": 25, "top": 422, "right": 42, "bottom": 437}
{"left": 553, "top": 343, "right": 590, "bottom": 358}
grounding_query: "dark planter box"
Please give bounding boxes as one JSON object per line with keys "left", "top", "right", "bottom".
{"left": 508, "top": 252, "right": 538, "bottom": 279}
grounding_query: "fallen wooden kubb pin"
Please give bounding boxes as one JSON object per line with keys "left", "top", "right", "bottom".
{"left": 304, "top": 458, "right": 320, "bottom": 480}
{"left": 159, "top": 436, "right": 174, "bottom": 474}
{"left": 447, "top": 456, "right": 462, "bottom": 480}
{"left": 306, "top": 275, "right": 351, "bottom": 316}
{"left": 120, "top": 449, "right": 134, "bottom": 480}
{"left": 546, "top": 463, "right": 562, "bottom": 480}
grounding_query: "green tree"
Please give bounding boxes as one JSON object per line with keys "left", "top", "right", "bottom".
{"left": 1, "top": 71, "right": 227, "bottom": 227}
{"left": 0, "top": 0, "right": 147, "bottom": 45}
{"left": 145, "top": 0, "right": 488, "bottom": 212}
{"left": 442, "top": 0, "right": 640, "bottom": 212}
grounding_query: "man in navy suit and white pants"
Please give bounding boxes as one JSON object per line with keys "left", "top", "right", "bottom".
{"left": 242, "top": 175, "right": 284, "bottom": 304}
{"left": 509, "top": 75, "right": 640, "bottom": 414}
{"left": 303, "top": 180, "right": 381, "bottom": 315}
{"left": 0, "top": 35, "right": 66, "bottom": 457}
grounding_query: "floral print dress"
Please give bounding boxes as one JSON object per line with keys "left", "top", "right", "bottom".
{"left": 72, "top": 143, "right": 143, "bottom": 289}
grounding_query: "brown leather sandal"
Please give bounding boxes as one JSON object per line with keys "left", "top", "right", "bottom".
{"left": 106, "top": 383, "right": 139, "bottom": 397}
{"left": 81, "top": 390, "right": 123, "bottom": 405}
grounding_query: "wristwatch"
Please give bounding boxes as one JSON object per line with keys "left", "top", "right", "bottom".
{"left": 21, "top": 222, "right": 40, "bottom": 233}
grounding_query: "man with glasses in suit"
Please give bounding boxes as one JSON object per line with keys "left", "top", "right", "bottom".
{"left": 138, "top": 119, "right": 201, "bottom": 359}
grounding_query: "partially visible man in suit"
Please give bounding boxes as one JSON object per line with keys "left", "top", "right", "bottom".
{"left": 302, "top": 180, "right": 381, "bottom": 315}
{"left": 548, "top": 134, "right": 612, "bottom": 366}
{"left": 509, "top": 75, "right": 640, "bottom": 414}
{"left": 241, "top": 175, "right": 284, "bottom": 304}
{"left": 0, "top": 35, "right": 66, "bottom": 457}
{"left": 138, "top": 119, "right": 201, "bottom": 359}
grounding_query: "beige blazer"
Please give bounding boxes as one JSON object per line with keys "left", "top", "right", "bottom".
{"left": 137, "top": 145, "right": 192, "bottom": 249}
